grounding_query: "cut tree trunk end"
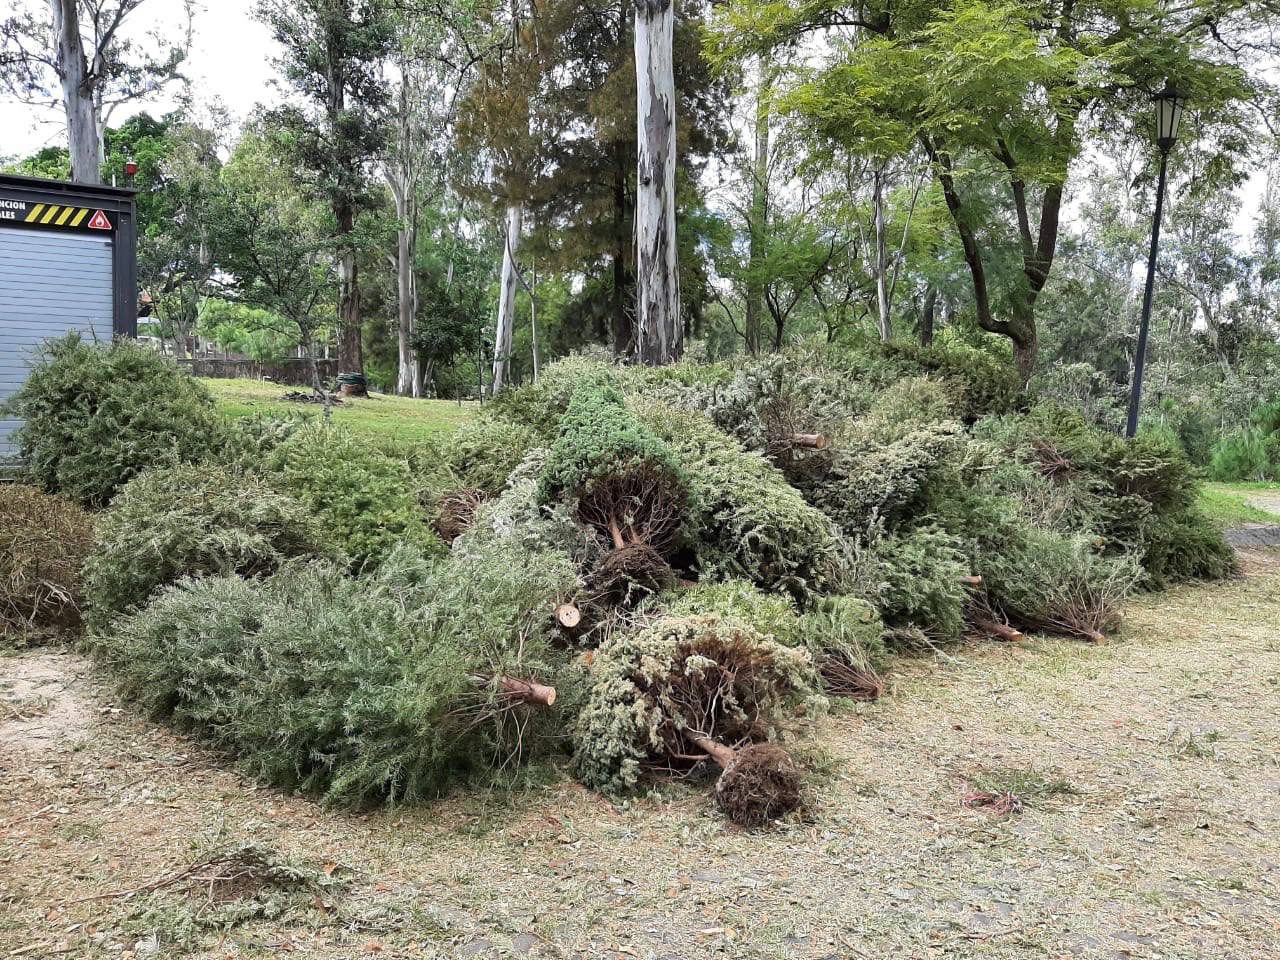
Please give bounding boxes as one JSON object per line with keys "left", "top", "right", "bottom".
{"left": 973, "top": 617, "right": 1024, "bottom": 643}
{"left": 555, "top": 603, "right": 582, "bottom": 630}
{"left": 469, "top": 674, "right": 557, "bottom": 706}
{"left": 959, "top": 575, "right": 984, "bottom": 588}
{"left": 788, "top": 433, "right": 828, "bottom": 450}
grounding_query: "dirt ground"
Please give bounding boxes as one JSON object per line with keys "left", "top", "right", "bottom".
{"left": 3, "top": 550, "right": 1279, "bottom": 960}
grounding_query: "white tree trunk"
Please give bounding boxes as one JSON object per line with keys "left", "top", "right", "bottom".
{"left": 492, "top": 203, "right": 523, "bottom": 393}
{"left": 529, "top": 258, "right": 540, "bottom": 382}
{"left": 873, "top": 165, "right": 892, "bottom": 342}
{"left": 745, "top": 56, "right": 770, "bottom": 355}
{"left": 633, "top": 0, "right": 681, "bottom": 366}
{"left": 389, "top": 166, "right": 418, "bottom": 397}
{"left": 409, "top": 266, "right": 420, "bottom": 397}
{"left": 394, "top": 219, "right": 418, "bottom": 396}
{"left": 388, "top": 72, "right": 424, "bottom": 398}
{"left": 51, "top": 0, "right": 101, "bottom": 184}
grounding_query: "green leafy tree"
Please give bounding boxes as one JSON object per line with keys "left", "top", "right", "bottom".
{"left": 256, "top": 0, "right": 394, "bottom": 376}
{"left": 198, "top": 299, "right": 305, "bottom": 363}
{"left": 116, "top": 114, "right": 225, "bottom": 358}
{"left": 213, "top": 127, "right": 337, "bottom": 399}
{"left": 709, "top": 0, "right": 1271, "bottom": 382}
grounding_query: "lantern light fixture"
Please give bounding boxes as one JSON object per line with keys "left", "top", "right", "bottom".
{"left": 1153, "top": 83, "right": 1184, "bottom": 153}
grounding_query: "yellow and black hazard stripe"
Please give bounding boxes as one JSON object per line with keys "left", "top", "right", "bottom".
{"left": 19, "top": 203, "right": 111, "bottom": 231}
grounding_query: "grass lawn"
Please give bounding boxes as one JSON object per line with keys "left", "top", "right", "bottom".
{"left": 1198, "top": 481, "right": 1280, "bottom": 526}
{"left": 6, "top": 547, "right": 1280, "bottom": 958}
{"left": 201, "top": 377, "right": 476, "bottom": 445}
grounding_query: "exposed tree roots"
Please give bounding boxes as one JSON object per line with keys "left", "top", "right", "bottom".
{"left": 574, "top": 461, "right": 687, "bottom": 556}
{"left": 434, "top": 488, "right": 488, "bottom": 543}
{"left": 963, "top": 790, "right": 1023, "bottom": 816}
{"left": 699, "top": 740, "right": 803, "bottom": 829}
{"left": 588, "top": 543, "right": 675, "bottom": 609}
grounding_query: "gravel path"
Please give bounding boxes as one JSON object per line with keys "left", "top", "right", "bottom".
{"left": 1224, "top": 523, "right": 1280, "bottom": 548}
{"left": 1246, "top": 491, "right": 1280, "bottom": 516}
{"left": 1222, "top": 491, "right": 1280, "bottom": 547}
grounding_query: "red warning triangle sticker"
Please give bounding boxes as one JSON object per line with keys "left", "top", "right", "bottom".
{"left": 86, "top": 209, "right": 111, "bottom": 230}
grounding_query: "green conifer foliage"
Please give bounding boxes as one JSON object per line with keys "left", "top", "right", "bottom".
{"left": 539, "top": 386, "right": 689, "bottom": 554}
{"left": 97, "top": 541, "right": 578, "bottom": 807}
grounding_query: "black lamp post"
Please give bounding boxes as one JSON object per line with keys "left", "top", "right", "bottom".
{"left": 1126, "top": 83, "right": 1185, "bottom": 438}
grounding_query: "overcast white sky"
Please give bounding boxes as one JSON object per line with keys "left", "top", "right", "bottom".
{"left": 1, "top": 0, "right": 276, "bottom": 157}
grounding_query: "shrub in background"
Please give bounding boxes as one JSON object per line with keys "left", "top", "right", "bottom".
{"left": 83, "top": 463, "right": 333, "bottom": 626}
{"left": 1266, "top": 433, "right": 1280, "bottom": 473}
{"left": 412, "top": 418, "right": 539, "bottom": 501}
{"left": 637, "top": 403, "right": 842, "bottom": 604}
{"left": 1253, "top": 398, "right": 1280, "bottom": 437}
{"left": 1206, "top": 398, "right": 1280, "bottom": 481}
{"left": 1139, "top": 509, "right": 1239, "bottom": 587}
{"left": 699, "top": 352, "right": 874, "bottom": 457}
{"left": 268, "top": 423, "right": 443, "bottom": 568}
{"left": 976, "top": 402, "right": 1232, "bottom": 585}
{"left": 1081, "top": 434, "right": 1232, "bottom": 586}
{"left": 2, "top": 334, "right": 223, "bottom": 506}
{"left": 1098, "top": 432, "right": 1197, "bottom": 513}
{"left": 490, "top": 353, "right": 733, "bottom": 440}
{"left": 854, "top": 376, "right": 957, "bottom": 444}
{"left": 1210, "top": 428, "right": 1273, "bottom": 481}
{"left": 218, "top": 415, "right": 309, "bottom": 472}
{"left": 978, "top": 403, "right": 1200, "bottom": 516}
{"left": 97, "top": 541, "right": 579, "bottom": 806}
{"left": 490, "top": 355, "right": 624, "bottom": 437}
{"left": 0, "top": 485, "right": 93, "bottom": 642}
{"left": 974, "top": 401, "right": 1106, "bottom": 472}
{"left": 825, "top": 339, "right": 1023, "bottom": 421}
{"left": 1153, "top": 397, "right": 1218, "bottom": 467}
{"left": 1031, "top": 361, "right": 1126, "bottom": 432}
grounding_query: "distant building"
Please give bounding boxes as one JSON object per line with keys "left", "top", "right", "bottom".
{"left": 1, "top": 173, "right": 137, "bottom": 460}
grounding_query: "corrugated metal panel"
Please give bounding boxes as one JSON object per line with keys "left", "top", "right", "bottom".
{"left": 0, "top": 419, "right": 22, "bottom": 460}
{"left": 0, "top": 227, "right": 113, "bottom": 456}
